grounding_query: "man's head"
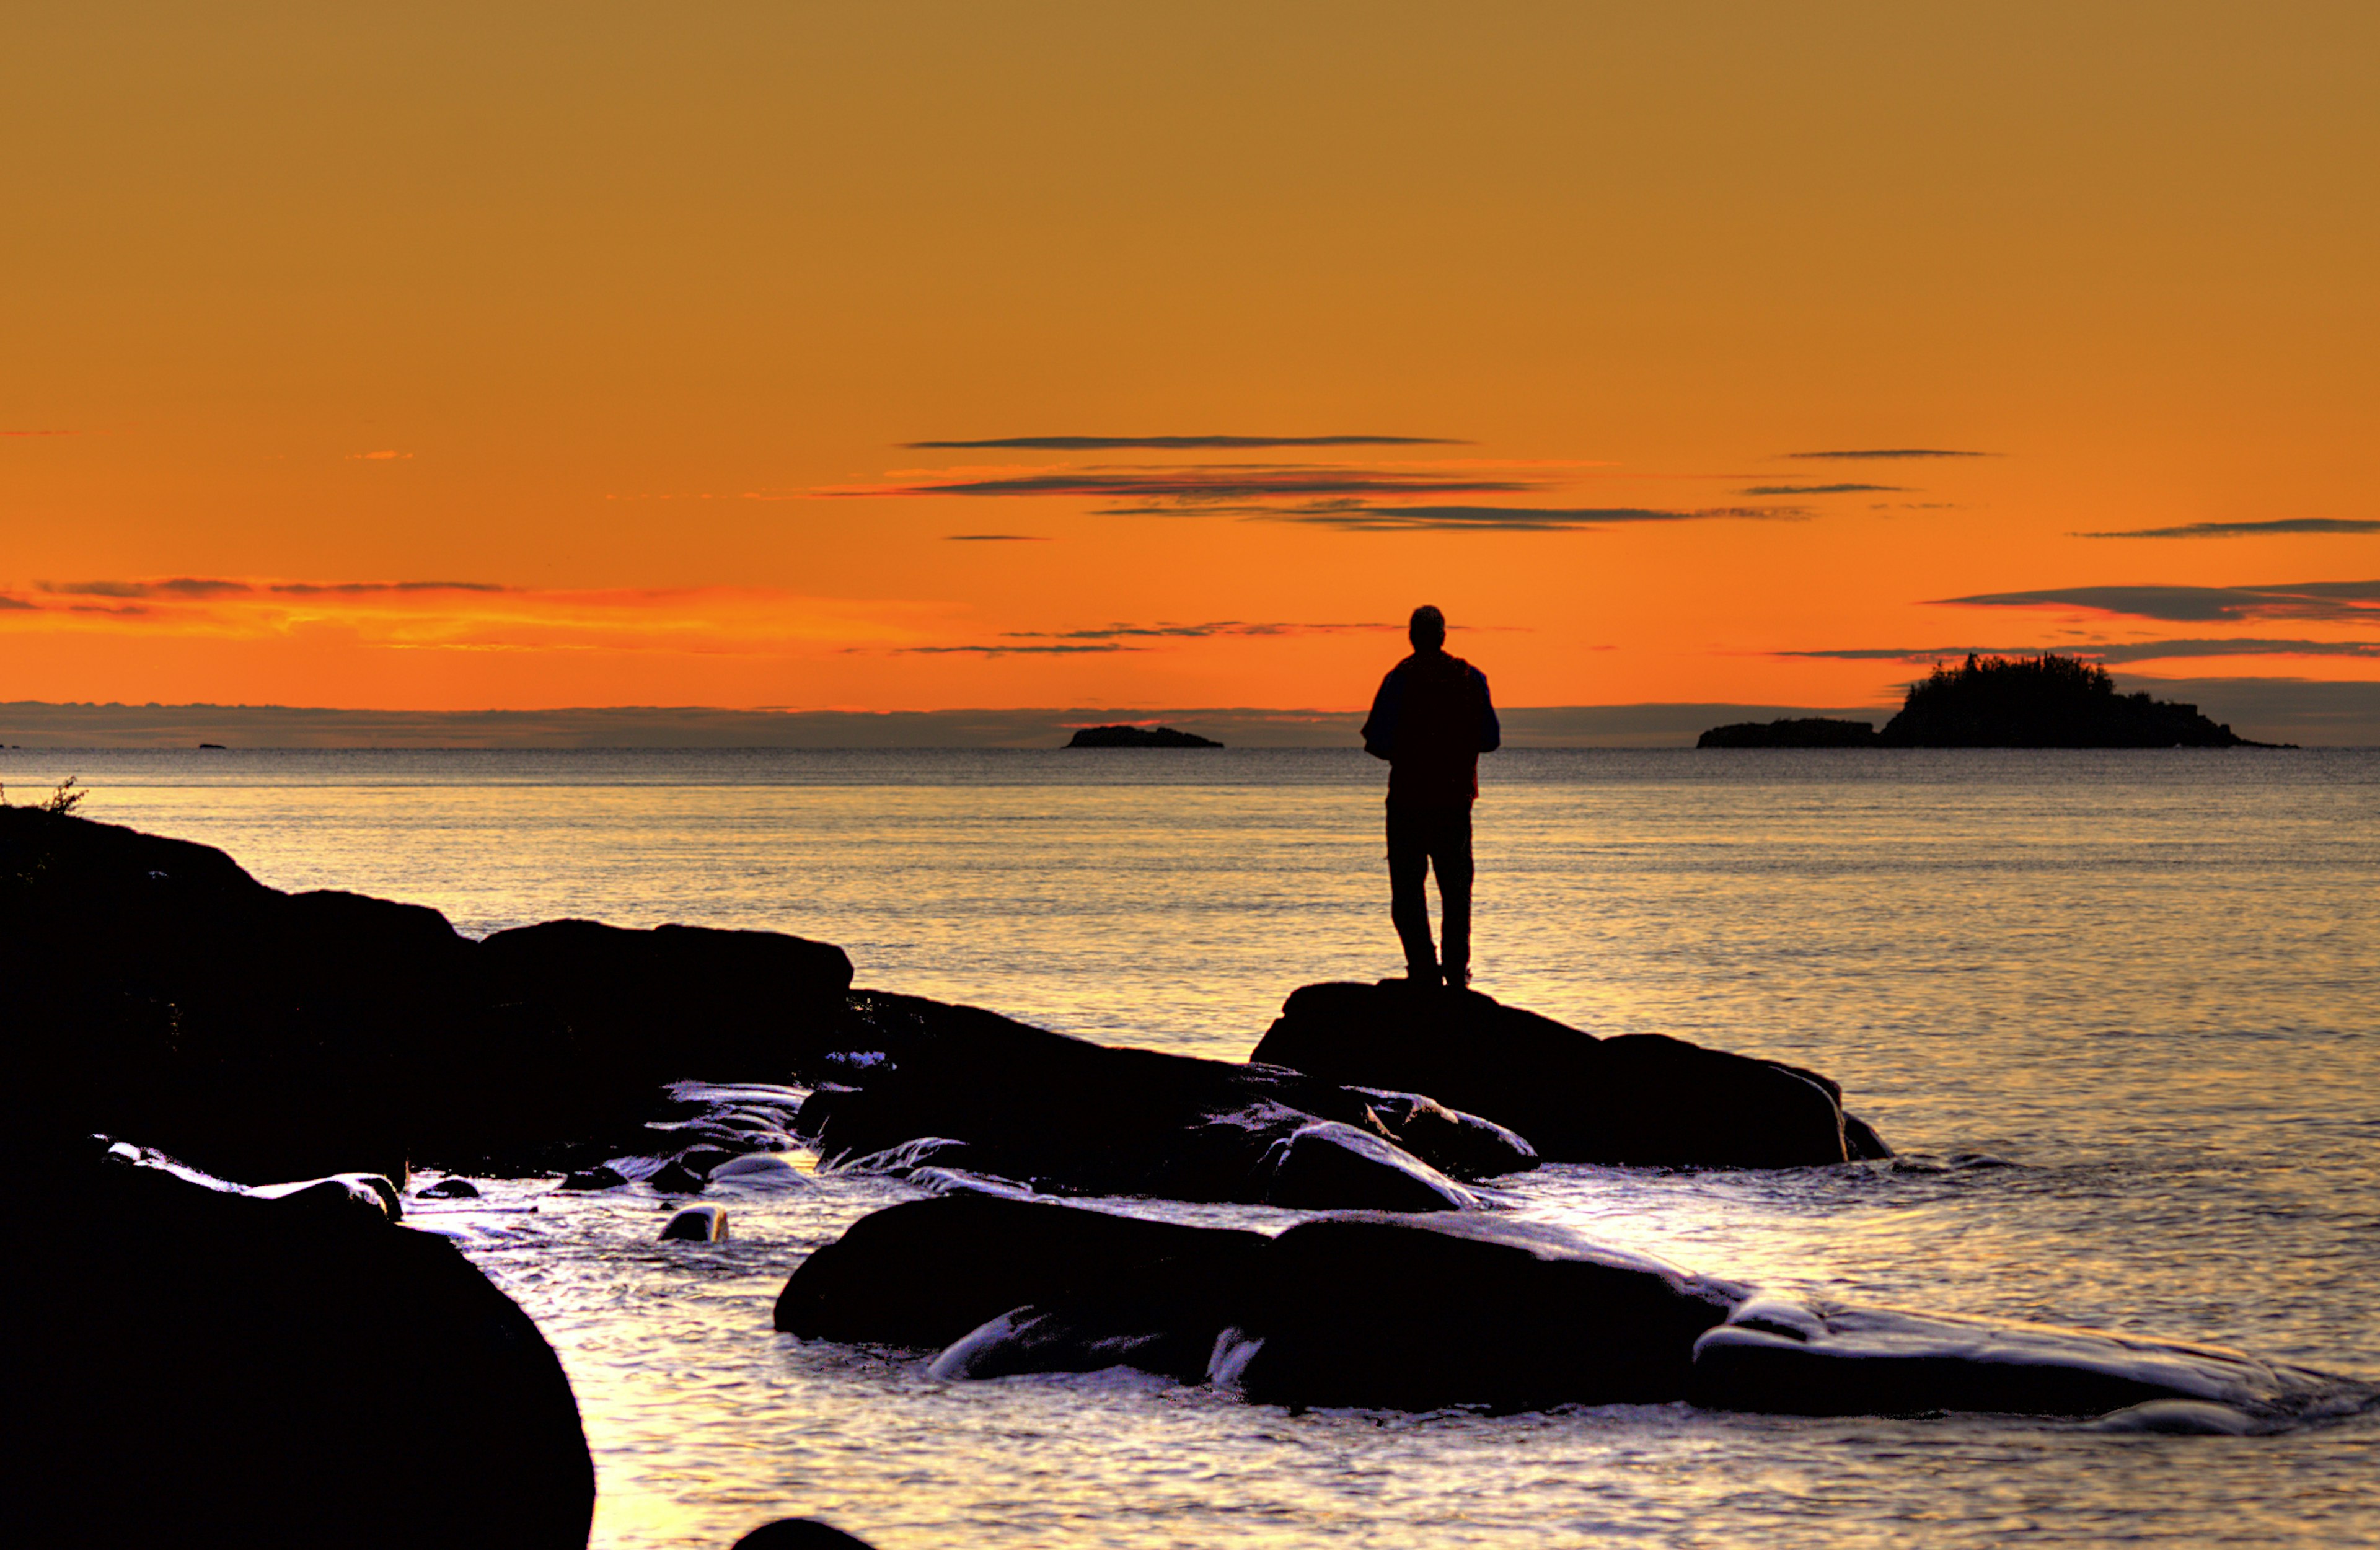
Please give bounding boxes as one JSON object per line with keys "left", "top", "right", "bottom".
{"left": 1409, "top": 605, "right": 1447, "bottom": 652}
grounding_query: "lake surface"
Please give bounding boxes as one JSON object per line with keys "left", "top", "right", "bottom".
{"left": 12, "top": 746, "right": 2378, "bottom": 1548}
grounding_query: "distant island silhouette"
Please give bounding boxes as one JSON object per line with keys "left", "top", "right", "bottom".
{"left": 1065, "top": 724, "right": 1223, "bottom": 748}
{"left": 1701, "top": 654, "right": 2276, "bottom": 749}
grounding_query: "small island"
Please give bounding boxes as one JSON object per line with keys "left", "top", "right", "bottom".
{"left": 1700, "top": 654, "right": 2274, "bottom": 749}
{"left": 1065, "top": 724, "right": 1223, "bottom": 749}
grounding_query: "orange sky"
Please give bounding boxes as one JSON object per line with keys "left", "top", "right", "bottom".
{"left": 6, "top": 4, "right": 2376, "bottom": 720}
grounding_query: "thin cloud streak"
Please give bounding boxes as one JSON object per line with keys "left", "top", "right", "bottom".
{"left": 1936, "top": 581, "right": 2380, "bottom": 625}
{"left": 1741, "top": 483, "right": 1906, "bottom": 495}
{"left": 2074, "top": 518, "right": 2380, "bottom": 539}
{"left": 942, "top": 534, "right": 1051, "bottom": 542}
{"left": 829, "top": 468, "right": 1532, "bottom": 501}
{"left": 894, "top": 643, "right": 1136, "bottom": 656}
{"left": 1003, "top": 620, "right": 1395, "bottom": 641}
{"left": 1264, "top": 503, "right": 1810, "bottom": 532}
{"left": 38, "top": 578, "right": 509, "bottom": 601}
{"left": 1785, "top": 448, "right": 1992, "bottom": 460}
{"left": 905, "top": 434, "right": 1464, "bottom": 451}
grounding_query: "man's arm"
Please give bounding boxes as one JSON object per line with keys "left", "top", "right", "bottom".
{"left": 1473, "top": 666, "right": 1502, "bottom": 753}
{"left": 1360, "top": 667, "right": 1403, "bottom": 760}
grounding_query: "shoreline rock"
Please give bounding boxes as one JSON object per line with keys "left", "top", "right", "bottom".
{"left": 2, "top": 1131, "right": 594, "bottom": 1549}
{"left": 1253, "top": 981, "right": 1887, "bottom": 1168}
{"left": 777, "top": 1194, "right": 2353, "bottom": 1422}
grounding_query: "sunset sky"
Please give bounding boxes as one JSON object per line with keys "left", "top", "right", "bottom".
{"left": 6, "top": 4, "right": 2376, "bottom": 737}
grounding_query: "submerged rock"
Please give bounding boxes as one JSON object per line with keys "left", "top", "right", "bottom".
{"left": 661, "top": 1203, "right": 730, "bottom": 1242}
{"left": 1, "top": 1132, "right": 594, "bottom": 1549}
{"left": 777, "top": 1196, "right": 2352, "bottom": 1423}
{"left": 1686, "top": 1295, "right": 2336, "bottom": 1419}
{"left": 1253, "top": 980, "right": 1887, "bottom": 1168}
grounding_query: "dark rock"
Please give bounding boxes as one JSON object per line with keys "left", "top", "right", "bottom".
{"left": 0, "top": 808, "right": 852, "bottom": 1184}
{"left": 775, "top": 1192, "right": 1266, "bottom": 1357}
{"left": 249, "top": 1170, "right": 405, "bottom": 1221}
{"left": 1252, "top": 982, "right": 1882, "bottom": 1168}
{"left": 785, "top": 1197, "right": 2359, "bottom": 1423}
{"left": 1065, "top": 724, "right": 1222, "bottom": 748}
{"left": 1698, "top": 717, "right": 1879, "bottom": 748}
{"left": 733, "top": 1520, "right": 880, "bottom": 1550}
{"left": 795, "top": 991, "right": 1531, "bottom": 1208}
{"left": 1255, "top": 1119, "right": 1479, "bottom": 1211}
{"left": 0, "top": 1133, "right": 594, "bottom": 1549}
{"left": 648, "top": 1144, "right": 737, "bottom": 1194}
{"left": 661, "top": 1203, "right": 729, "bottom": 1242}
{"left": 562, "top": 1165, "right": 629, "bottom": 1191}
{"left": 420, "top": 1176, "right": 482, "bottom": 1199}
{"left": 1222, "top": 1213, "right": 1744, "bottom": 1411}
{"left": 1686, "top": 1295, "right": 2335, "bottom": 1418}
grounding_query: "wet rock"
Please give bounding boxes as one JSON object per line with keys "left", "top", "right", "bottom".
{"left": 1221, "top": 1213, "right": 1743, "bottom": 1411}
{"left": 785, "top": 1197, "right": 2355, "bottom": 1422}
{"left": 1255, "top": 1121, "right": 1479, "bottom": 1211}
{"left": 250, "top": 1171, "right": 404, "bottom": 1221}
{"left": 1252, "top": 980, "right": 1885, "bottom": 1168}
{"left": 2084, "top": 1399, "right": 2260, "bottom": 1435}
{"left": 648, "top": 1144, "right": 736, "bottom": 1194}
{"left": 796, "top": 991, "right": 1530, "bottom": 1209}
{"left": 561, "top": 1165, "right": 628, "bottom": 1191}
{"left": 0, "top": 1132, "right": 594, "bottom": 1550}
{"left": 661, "top": 1203, "right": 729, "bottom": 1242}
{"left": 419, "top": 1176, "right": 481, "bottom": 1199}
{"left": 732, "top": 1519, "right": 880, "bottom": 1549}
{"left": 710, "top": 1153, "right": 806, "bottom": 1186}
{"left": 1685, "top": 1295, "right": 2335, "bottom": 1419}
{"left": 775, "top": 1192, "right": 1266, "bottom": 1357}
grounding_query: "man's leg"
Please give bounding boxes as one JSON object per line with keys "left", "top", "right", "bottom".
{"left": 1430, "top": 806, "right": 1474, "bottom": 988}
{"left": 1385, "top": 804, "right": 1439, "bottom": 982}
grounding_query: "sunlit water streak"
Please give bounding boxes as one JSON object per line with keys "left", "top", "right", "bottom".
{"left": 12, "top": 747, "right": 2377, "bottom": 1548}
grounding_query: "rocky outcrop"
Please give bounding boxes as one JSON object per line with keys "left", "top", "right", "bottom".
{"left": 1251, "top": 981, "right": 1888, "bottom": 1168}
{"left": 0, "top": 808, "right": 851, "bottom": 1184}
{"left": 791, "top": 990, "right": 1534, "bottom": 1209}
{"left": 1698, "top": 717, "right": 1880, "bottom": 749}
{"left": 1880, "top": 653, "right": 2262, "bottom": 747}
{"left": 0, "top": 1131, "right": 594, "bottom": 1549}
{"left": 776, "top": 1195, "right": 2351, "bottom": 1422}
{"left": 1065, "top": 724, "right": 1222, "bottom": 747}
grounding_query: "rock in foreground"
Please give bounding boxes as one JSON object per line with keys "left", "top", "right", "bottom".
{"left": 1253, "top": 981, "right": 1888, "bottom": 1168}
{"left": 1, "top": 1131, "right": 594, "bottom": 1549}
{"left": 777, "top": 1194, "right": 2350, "bottom": 1422}
{"left": 0, "top": 807, "right": 852, "bottom": 1183}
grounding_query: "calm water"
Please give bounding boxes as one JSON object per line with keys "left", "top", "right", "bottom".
{"left": 12, "top": 747, "right": 2378, "bottom": 1548}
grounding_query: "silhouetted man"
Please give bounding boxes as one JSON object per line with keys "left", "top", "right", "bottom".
{"left": 1362, "top": 605, "right": 1500, "bottom": 989}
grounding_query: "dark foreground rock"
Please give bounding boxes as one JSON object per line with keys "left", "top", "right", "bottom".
{"left": 1253, "top": 981, "right": 1888, "bottom": 1168}
{"left": 792, "top": 991, "right": 1535, "bottom": 1209}
{"left": 733, "top": 1520, "right": 881, "bottom": 1550}
{"left": 0, "top": 807, "right": 851, "bottom": 1183}
{"left": 0, "top": 1131, "right": 594, "bottom": 1549}
{"left": 777, "top": 1195, "right": 2351, "bottom": 1423}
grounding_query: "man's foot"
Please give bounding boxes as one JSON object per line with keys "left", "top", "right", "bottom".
{"left": 1442, "top": 966, "right": 1470, "bottom": 991}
